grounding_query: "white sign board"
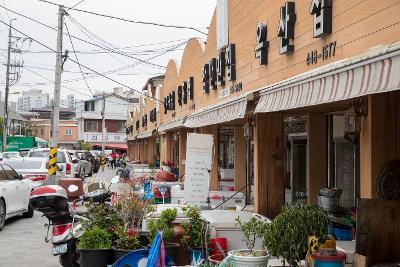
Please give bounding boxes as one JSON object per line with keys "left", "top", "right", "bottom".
{"left": 216, "top": 0, "right": 229, "bottom": 50}
{"left": 184, "top": 133, "right": 214, "bottom": 206}
{"left": 84, "top": 133, "right": 126, "bottom": 143}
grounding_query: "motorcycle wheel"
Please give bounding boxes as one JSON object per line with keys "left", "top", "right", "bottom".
{"left": 59, "top": 243, "right": 80, "bottom": 267}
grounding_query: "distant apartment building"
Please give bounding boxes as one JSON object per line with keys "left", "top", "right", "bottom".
{"left": 17, "top": 89, "right": 49, "bottom": 112}
{"left": 75, "top": 88, "right": 130, "bottom": 151}
{"left": 60, "top": 94, "right": 76, "bottom": 109}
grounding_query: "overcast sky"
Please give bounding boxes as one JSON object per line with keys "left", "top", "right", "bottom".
{"left": 0, "top": 0, "right": 215, "bottom": 103}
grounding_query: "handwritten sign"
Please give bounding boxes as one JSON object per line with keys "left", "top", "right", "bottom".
{"left": 184, "top": 133, "right": 214, "bottom": 206}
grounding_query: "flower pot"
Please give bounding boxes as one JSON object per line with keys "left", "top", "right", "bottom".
{"left": 113, "top": 247, "right": 146, "bottom": 261}
{"left": 164, "top": 242, "right": 180, "bottom": 264}
{"left": 208, "top": 254, "right": 225, "bottom": 265}
{"left": 312, "top": 251, "right": 347, "bottom": 267}
{"left": 229, "top": 249, "right": 269, "bottom": 267}
{"left": 188, "top": 249, "right": 203, "bottom": 266}
{"left": 79, "top": 248, "right": 114, "bottom": 267}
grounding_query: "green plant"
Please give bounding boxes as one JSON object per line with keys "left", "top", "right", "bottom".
{"left": 82, "top": 203, "right": 122, "bottom": 232}
{"left": 116, "top": 190, "right": 155, "bottom": 230}
{"left": 147, "top": 208, "right": 177, "bottom": 243}
{"left": 181, "top": 206, "right": 204, "bottom": 249}
{"left": 78, "top": 226, "right": 113, "bottom": 249}
{"left": 114, "top": 226, "right": 141, "bottom": 250}
{"left": 81, "top": 141, "right": 93, "bottom": 151}
{"left": 261, "top": 201, "right": 328, "bottom": 267}
{"left": 235, "top": 217, "right": 267, "bottom": 256}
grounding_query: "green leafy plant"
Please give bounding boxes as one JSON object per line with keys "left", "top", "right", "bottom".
{"left": 147, "top": 208, "right": 177, "bottom": 243}
{"left": 261, "top": 201, "right": 328, "bottom": 267}
{"left": 78, "top": 226, "right": 113, "bottom": 249}
{"left": 114, "top": 226, "right": 141, "bottom": 250}
{"left": 81, "top": 141, "right": 93, "bottom": 151}
{"left": 235, "top": 217, "right": 267, "bottom": 256}
{"left": 82, "top": 203, "right": 122, "bottom": 232}
{"left": 181, "top": 206, "right": 204, "bottom": 249}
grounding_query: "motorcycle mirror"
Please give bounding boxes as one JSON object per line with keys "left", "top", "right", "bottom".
{"left": 68, "top": 184, "right": 79, "bottom": 193}
{"left": 111, "top": 175, "right": 120, "bottom": 184}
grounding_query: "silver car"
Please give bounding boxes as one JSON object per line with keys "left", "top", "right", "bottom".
{"left": 26, "top": 148, "right": 74, "bottom": 178}
{"left": 5, "top": 157, "right": 54, "bottom": 186}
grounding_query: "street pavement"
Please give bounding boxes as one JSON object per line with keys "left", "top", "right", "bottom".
{"left": 0, "top": 167, "right": 117, "bottom": 267}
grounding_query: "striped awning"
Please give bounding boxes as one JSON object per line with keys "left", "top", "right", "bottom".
{"left": 158, "top": 117, "right": 185, "bottom": 132}
{"left": 184, "top": 94, "right": 248, "bottom": 128}
{"left": 256, "top": 42, "right": 400, "bottom": 113}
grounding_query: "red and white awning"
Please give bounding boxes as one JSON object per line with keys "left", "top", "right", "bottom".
{"left": 184, "top": 95, "right": 248, "bottom": 128}
{"left": 256, "top": 42, "right": 400, "bottom": 113}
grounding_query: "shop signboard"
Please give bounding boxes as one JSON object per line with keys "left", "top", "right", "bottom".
{"left": 184, "top": 133, "right": 214, "bottom": 206}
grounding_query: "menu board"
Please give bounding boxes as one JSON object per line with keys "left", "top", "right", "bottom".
{"left": 184, "top": 133, "right": 214, "bottom": 206}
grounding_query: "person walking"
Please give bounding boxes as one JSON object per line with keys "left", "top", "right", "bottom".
{"left": 108, "top": 150, "right": 117, "bottom": 169}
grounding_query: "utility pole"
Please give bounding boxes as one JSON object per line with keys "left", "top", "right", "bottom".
{"left": 2, "top": 19, "right": 16, "bottom": 153}
{"left": 48, "top": 5, "right": 65, "bottom": 184}
{"left": 100, "top": 92, "right": 106, "bottom": 171}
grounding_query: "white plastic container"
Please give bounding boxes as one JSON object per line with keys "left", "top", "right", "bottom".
{"left": 201, "top": 210, "right": 270, "bottom": 252}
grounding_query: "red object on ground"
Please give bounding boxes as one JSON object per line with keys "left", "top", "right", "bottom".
{"left": 210, "top": 238, "right": 228, "bottom": 256}
{"left": 155, "top": 170, "right": 176, "bottom": 182}
{"left": 209, "top": 254, "right": 225, "bottom": 264}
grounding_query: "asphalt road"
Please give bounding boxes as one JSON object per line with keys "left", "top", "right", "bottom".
{"left": 0, "top": 167, "right": 116, "bottom": 267}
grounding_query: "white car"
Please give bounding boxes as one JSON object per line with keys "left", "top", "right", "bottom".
{"left": 5, "top": 157, "right": 55, "bottom": 187}
{"left": 1, "top": 152, "right": 21, "bottom": 159}
{"left": 27, "top": 148, "right": 74, "bottom": 179}
{"left": 0, "top": 162, "right": 35, "bottom": 231}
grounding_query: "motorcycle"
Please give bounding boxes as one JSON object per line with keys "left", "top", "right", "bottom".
{"left": 29, "top": 176, "right": 120, "bottom": 267}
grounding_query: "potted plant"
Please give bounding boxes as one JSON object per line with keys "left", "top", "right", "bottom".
{"left": 229, "top": 217, "right": 269, "bottom": 267}
{"left": 115, "top": 190, "right": 155, "bottom": 246}
{"left": 113, "top": 226, "right": 142, "bottom": 260}
{"left": 261, "top": 201, "right": 329, "bottom": 267}
{"left": 78, "top": 226, "right": 114, "bottom": 267}
{"left": 147, "top": 208, "right": 179, "bottom": 263}
{"left": 181, "top": 206, "right": 205, "bottom": 265}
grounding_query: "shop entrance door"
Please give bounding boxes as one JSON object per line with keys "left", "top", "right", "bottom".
{"left": 286, "top": 136, "right": 307, "bottom": 202}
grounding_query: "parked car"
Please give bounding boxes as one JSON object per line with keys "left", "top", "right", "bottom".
{"left": 69, "top": 150, "right": 92, "bottom": 179}
{"left": 19, "top": 149, "right": 31, "bottom": 157}
{"left": 0, "top": 162, "right": 35, "bottom": 231}
{"left": 1, "top": 152, "right": 21, "bottom": 159}
{"left": 27, "top": 148, "right": 74, "bottom": 178}
{"left": 5, "top": 157, "right": 53, "bottom": 186}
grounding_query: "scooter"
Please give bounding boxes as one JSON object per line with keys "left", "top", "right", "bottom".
{"left": 29, "top": 176, "right": 120, "bottom": 267}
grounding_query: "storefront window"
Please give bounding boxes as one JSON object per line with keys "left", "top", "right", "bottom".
{"left": 329, "top": 115, "right": 358, "bottom": 208}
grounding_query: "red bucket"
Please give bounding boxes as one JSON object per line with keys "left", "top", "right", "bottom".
{"left": 210, "top": 238, "right": 227, "bottom": 255}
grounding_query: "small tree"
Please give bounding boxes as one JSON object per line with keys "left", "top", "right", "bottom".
{"left": 81, "top": 141, "right": 93, "bottom": 151}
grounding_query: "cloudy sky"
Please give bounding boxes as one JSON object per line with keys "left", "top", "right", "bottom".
{"left": 0, "top": 0, "right": 215, "bottom": 103}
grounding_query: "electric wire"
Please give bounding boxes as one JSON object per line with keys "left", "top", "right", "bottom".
{"left": 0, "top": 4, "right": 167, "bottom": 69}
{"left": 37, "top": 0, "right": 207, "bottom": 35}
{"left": 0, "top": 18, "right": 164, "bottom": 103}
{"left": 64, "top": 20, "right": 94, "bottom": 96}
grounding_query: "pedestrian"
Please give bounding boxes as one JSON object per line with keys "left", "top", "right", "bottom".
{"left": 108, "top": 150, "right": 117, "bottom": 169}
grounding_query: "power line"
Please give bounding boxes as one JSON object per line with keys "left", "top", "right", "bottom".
{"left": 64, "top": 20, "right": 94, "bottom": 96}
{"left": 0, "top": 4, "right": 166, "bottom": 69}
{"left": 0, "top": 19, "right": 164, "bottom": 103}
{"left": 38, "top": 0, "right": 207, "bottom": 35}
{"left": 67, "top": 0, "right": 85, "bottom": 10}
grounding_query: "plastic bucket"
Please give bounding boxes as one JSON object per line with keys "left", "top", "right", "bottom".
{"left": 210, "top": 238, "right": 227, "bottom": 255}
{"left": 188, "top": 249, "right": 203, "bottom": 266}
{"left": 312, "top": 251, "right": 346, "bottom": 267}
{"left": 79, "top": 248, "right": 114, "bottom": 267}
